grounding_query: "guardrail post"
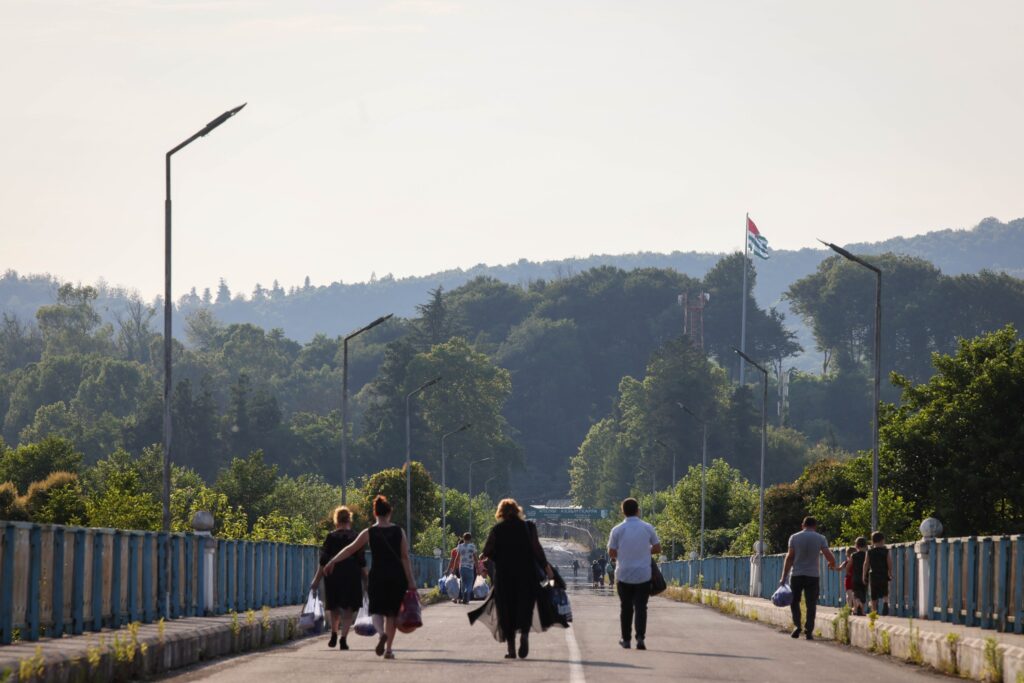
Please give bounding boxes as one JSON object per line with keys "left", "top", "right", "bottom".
{"left": 966, "top": 537, "right": 977, "bottom": 626}
{"left": 51, "top": 526, "right": 65, "bottom": 638}
{"left": 980, "top": 537, "right": 993, "bottom": 629}
{"left": 170, "top": 535, "right": 181, "bottom": 618}
{"left": 157, "top": 532, "right": 168, "bottom": 620}
{"left": 91, "top": 531, "right": 104, "bottom": 631}
{"left": 915, "top": 518, "right": 941, "bottom": 619}
{"left": 0, "top": 525, "right": 16, "bottom": 644}
{"left": 1014, "top": 535, "right": 1023, "bottom": 634}
{"left": 996, "top": 536, "right": 1009, "bottom": 631}
{"left": 952, "top": 540, "right": 962, "bottom": 624}
{"left": 129, "top": 534, "right": 140, "bottom": 623}
{"left": 71, "top": 528, "right": 86, "bottom": 634}
{"left": 939, "top": 541, "right": 949, "bottom": 621}
{"left": 110, "top": 530, "right": 122, "bottom": 629}
{"left": 185, "top": 534, "right": 194, "bottom": 617}
{"left": 27, "top": 525, "right": 41, "bottom": 641}
{"left": 144, "top": 532, "right": 156, "bottom": 622}
{"left": 217, "top": 540, "right": 226, "bottom": 615}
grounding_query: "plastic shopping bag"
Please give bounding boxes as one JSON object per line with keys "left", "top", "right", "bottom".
{"left": 353, "top": 596, "right": 377, "bottom": 637}
{"left": 298, "top": 590, "right": 325, "bottom": 634}
{"left": 472, "top": 574, "right": 489, "bottom": 600}
{"left": 771, "top": 582, "right": 793, "bottom": 607}
{"left": 396, "top": 589, "right": 423, "bottom": 633}
{"left": 550, "top": 585, "right": 573, "bottom": 622}
{"left": 443, "top": 573, "right": 461, "bottom": 600}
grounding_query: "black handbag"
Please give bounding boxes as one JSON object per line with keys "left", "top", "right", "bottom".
{"left": 649, "top": 559, "right": 667, "bottom": 595}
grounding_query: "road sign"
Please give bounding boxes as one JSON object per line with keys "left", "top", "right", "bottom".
{"left": 527, "top": 507, "right": 609, "bottom": 521}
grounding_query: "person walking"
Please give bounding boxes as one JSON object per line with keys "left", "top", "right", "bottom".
{"left": 608, "top": 497, "right": 661, "bottom": 650}
{"left": 591, "top": 559, "right": 602, "bottom": 588}
{"left": 447, "top": 538, "right": 464, "bottom": 603}
{"left": 572, "top": 558, "right": 580, "bottom": 578}
{"left": 310, "top": 506, "right": 366, "bottom": 650}
{"left": 779, "top": 516, "right": 836, "bottom": 640}
{"left": 864, "top": 531, "right": 893, "bottom": 616}
{"left": 468, "top": 498, "right": 557, "bottom": 660}
{"left": 457, "top": 532, "right": 478, "bottom": 604}
{"left": 597, "top": 555, "right": 608, "bottom": 587}
{"left": 324, "top": 495, "right": 414, "bottom": 659}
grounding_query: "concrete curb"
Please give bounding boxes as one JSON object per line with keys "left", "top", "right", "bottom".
{"left": 664, "top": 587, "right": 1024, "bottom": 683}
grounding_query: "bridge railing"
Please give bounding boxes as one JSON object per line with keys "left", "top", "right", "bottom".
{"left": 660, "top": 534, "right": 1024, "bottom": 634}
{"left": 0, "top": 520, "right": 441, "bottom": 644}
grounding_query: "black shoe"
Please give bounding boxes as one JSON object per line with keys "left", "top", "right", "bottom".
{"left": 805, "top": 632, "right": 814, "bottom": 641}
{"left": 518, "top": 637, "right": 529, "bottom": 659}
{"left": 619, "top": 639, "right": 631, "bottom": 649}
{"left": 328, "top": 632, "right": 338, "bottom": 648}
{"left": 339, "top": 636, "right": 349, "bottom": 650}
{"left": 375, "top": 635, "right": 387, "bottom": 656}
{"left": 636, "top": 640, "right": 646, "bottom": 650}
{"left": 791, "top": 628, "right": 801, "bottom": 639}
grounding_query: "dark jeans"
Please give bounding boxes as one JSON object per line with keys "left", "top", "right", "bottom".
{"left": 459, "top": 567, "right": 475, "bottom": 603}
{"left": 617, "top": 580, "right": 651, "bottom": 642}
{"left": 790, "top": 575, "right": 819, "bottom": 634}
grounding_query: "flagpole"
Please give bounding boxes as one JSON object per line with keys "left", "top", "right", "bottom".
{"left": 739, "top": 213, "right": 748, "bottom": 385}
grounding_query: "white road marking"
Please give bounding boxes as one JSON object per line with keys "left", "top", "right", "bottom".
{"left": 565, "top": 625, "right": 586, "bottom": 683}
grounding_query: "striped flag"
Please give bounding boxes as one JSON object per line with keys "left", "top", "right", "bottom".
{"left": 746, "top": 216, "right": 770, "bottom": 260}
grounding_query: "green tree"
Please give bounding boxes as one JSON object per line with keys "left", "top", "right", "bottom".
{"left": 214, "top": 451, "right": 279, "bottom": 526}
{"left": 23, "top": 471, "right": 87, "bottom": 524}
{"left": 0, "top": 436, "right": 83, "bottom": 492}
{"left": 359, "top": 461, "right": 438, "bottom": 542}
{"left": 881, "top": 325, "right": 1024, "bottom": 535}
{"left": 661, "top": 458, "right": 758, "bottom": 557}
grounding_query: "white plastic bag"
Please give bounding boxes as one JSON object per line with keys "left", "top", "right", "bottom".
{"left": 298, "top": 590, "right": 325, "bottom": 634}
{"left": 472, "top": 575, "right": 489, "bottom": 600}
{"left": 443, "top": 574, "right": 461, "bottom": 599}
{"left": 353, "top": 596, "right": 376, "bottom": 636}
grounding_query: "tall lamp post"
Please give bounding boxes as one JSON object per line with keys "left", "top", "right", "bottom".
{"left": 405, "top": 376, "right": 442, "bottom": 543}
{"left": 819, "top": 239, "right": 881, "bottom": 532}
{"left": 654, "top": 439, "right": 675, "bottom": 559}
{"left": 678, "top": 403, "right": 708, "bottom": 562}
{"left": 441, "top": 423, "right": 471, "bottom": 556}
{"left": 734, "top": 348, "right": 767, "bottom": 597}
{"left": 163, "top": 103, "right": 245, "bottom": 535}
{"left": 468, "top": 457, "right": 492, "bottom": 538}
{"left": 341, "top": 314, "right": 393, "bottom": 504}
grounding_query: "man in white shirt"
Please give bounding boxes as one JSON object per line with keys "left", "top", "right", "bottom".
{"left": 608, "top": 497, "right": 661, "bottom": 650}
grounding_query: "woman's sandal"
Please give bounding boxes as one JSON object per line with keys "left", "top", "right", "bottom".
{"left": 375, "top": 635, "right": 387, "bottom": 656}
{"left": 384, "top": 651, "right": 395, "bottom": 659}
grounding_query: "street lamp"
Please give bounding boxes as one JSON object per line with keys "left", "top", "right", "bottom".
{"left": 441, "top": 423, "right": 471, "bottom": 556}
{"left": 163, "top": 102, "right": 245, "bottom": 534}
{"left": 734, "top": 347, "right": 767, "bottom": 596}
{"left": 341, "top": 314, "right": 393, "bottom": 504}
{"left": 819, "top": 239, "right": 882, "bottom": 532}
{"left": 678, "top": 403, "right": 708, "bottom": 562}
{"left": 405, "top": 376, "right": 442, "bottom": 543}
{"left": 654, "top": 439, "right": 675, "bottom": 559}
{"left": 468, "top": 457, "right": 492, "bottom": 539}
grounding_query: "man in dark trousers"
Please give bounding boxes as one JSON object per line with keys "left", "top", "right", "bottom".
{"left": 608, "top": 497, "right": 661, "bottom": 650}
{"left": 780, "top": 516, "right": 836, "bottom": 640}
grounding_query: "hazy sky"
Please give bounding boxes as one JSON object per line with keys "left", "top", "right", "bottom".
{"left": 3, "top": 0, "right": 1023, "bottom": 298}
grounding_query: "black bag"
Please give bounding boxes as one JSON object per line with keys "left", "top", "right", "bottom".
{"left": 649, "top": 559, "right": 667, "bottom": 595}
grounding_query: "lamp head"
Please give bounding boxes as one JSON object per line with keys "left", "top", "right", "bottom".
{"left": 201, "top": 103, "right": 246, "bottom": 137}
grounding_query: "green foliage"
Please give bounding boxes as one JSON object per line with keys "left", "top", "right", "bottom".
{"left": 250, "top": 511, "right": 316, "bottom": 544}
{"left": 359, "top": 461, "right": 439, "bottom": 542}
{"left": 83, "top": 448, "right": 161, "bottom": 530}
{"left": 881, "top": 325, "right": 1024, "bottom": 535}
{"left": 23, "top": 471, "right": 86, "bottom": 525}
{"left": 0, "top": 481, "right": 26, "bottom": 520}
{"left": 0, "top": 437, "right": 82, "bottom": 493}
{"left": 214, "top": 451, "right": 279, "bottom": 527}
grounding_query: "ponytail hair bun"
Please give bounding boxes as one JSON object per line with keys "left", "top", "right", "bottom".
{"left": 373, "top": 495, "right": 392, "bottom": 517}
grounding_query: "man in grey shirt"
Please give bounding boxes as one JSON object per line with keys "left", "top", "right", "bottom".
{"left": 780, "top": 516, "right": 836, "bottom": 640}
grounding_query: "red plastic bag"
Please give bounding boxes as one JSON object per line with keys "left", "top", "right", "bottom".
{"left": 396, "top": 589, "right": 423, "bottom": 633}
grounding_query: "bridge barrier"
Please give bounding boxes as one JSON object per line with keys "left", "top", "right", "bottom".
{"left": 0, "top": 520, "right": 441, "bottom": 644}
{"left": 660, "top": 534, "right": 1024, "bottom": 634}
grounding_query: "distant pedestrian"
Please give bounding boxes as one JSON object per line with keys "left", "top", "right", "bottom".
{"left": 864, "top": 531, "right": 892, "bottom": 616}
{"left": 591, "top": 559, "right": 602, "bottom": 587}
{"left": 310, "top": 506, "right": 367, "bottom": 650}
{"left": 598, "top": 555, "right": 608, "bottom": 587}
{"left": 324, "top": 495, "right": 414, "bottom": 660}
{"left": 457, "top": 532, "right": 478, "bottom": 604}
{"left": 779, "top": 516, "right": 836, "bottom": 640}
{"left": 448, "top": 538, "right": 464, "bottom": 603}
{"left": 608, "top": 497, "right": 661, "bottom": 650}
{"left": 572, "top": 559, "right": 580, "bottom": 578}
{"left": 468, "top": 498, "right": 558, "bottom": 660}
{"left": 606, "top": 559, "right": 615, "bottom": 585}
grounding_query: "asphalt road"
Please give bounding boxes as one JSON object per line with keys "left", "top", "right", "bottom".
{"left": 158, "top": 584, "right": 946, "bottom": 682}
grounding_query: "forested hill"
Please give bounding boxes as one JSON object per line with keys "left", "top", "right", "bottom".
{"left": 2, "top": 217, "right": 1021, "bottom": 343}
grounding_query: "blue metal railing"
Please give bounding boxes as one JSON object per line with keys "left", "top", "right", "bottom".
{"left": 660, "top": 534, "right": 1023, "bottom": 633}
{"left": 0, "top": 521, "right": 442, "bottom": 644}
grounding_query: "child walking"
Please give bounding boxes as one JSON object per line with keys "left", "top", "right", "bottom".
{"left": 863, "top": 531, "right": 893, "bottom": 616}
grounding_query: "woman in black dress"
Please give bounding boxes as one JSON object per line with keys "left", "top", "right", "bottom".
{"left": 470, "top": 498, "right": 555, "bottom": 659}
{"left": 324, "top": 495, "right": 413, "bottom": 659}
{"left": 310, "top": 506, "right": 366, "bottom": 649}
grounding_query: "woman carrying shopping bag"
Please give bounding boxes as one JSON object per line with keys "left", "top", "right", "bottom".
{"left": 325, "top": 495, "right": 415, "bottom": 660}
{"left": 310, "top": 506, "right": 366, "bottom": 650}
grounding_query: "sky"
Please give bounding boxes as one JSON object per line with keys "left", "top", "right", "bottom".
{"left": 2, "top": 0, "right": 1023, "bottom": 299}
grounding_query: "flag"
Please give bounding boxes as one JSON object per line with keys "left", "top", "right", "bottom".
{"left": 746, "top": 216, "right": 770, "bottom": 260}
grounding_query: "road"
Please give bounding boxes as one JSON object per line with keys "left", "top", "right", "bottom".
{"left": 159, "top": 584, "right": 945, "bottom": 682}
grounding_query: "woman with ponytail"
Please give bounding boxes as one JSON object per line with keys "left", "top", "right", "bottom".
{"left": 325, "top": 495, "right": 414, "bottom": 659}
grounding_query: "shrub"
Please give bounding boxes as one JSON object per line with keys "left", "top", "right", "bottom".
{"left": 24, "top": 472, "right": 86, "bottom": 524}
